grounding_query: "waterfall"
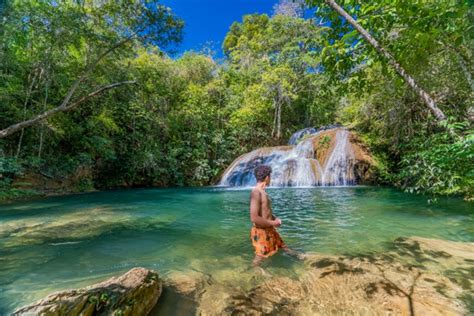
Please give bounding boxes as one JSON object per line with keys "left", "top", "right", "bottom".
{"left": 288, "top": 124, "right": 343, "bottom": 145}
{"left": 270, "top": 138, "right": 322, "bottom": 187}
{"left": 219, "top": 128, "right": 356, "bottom": 187}
{"left": 320, "top": 130, "right": 355, "bottom": 186}
{"left": 288, "top": 127, "right": 318, "bottom": 145}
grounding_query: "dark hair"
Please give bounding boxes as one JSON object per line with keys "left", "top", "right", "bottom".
{"left": 254, "top": 165, "right": 272, "bottom": 182}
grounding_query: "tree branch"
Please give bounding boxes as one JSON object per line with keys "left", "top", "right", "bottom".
{"left": 0, "top": 81, "right": 136, "bottom": 138}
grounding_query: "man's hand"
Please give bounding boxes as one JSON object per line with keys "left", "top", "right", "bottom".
{"left": 273, "top": 217, "right": 282, "bottom": 227}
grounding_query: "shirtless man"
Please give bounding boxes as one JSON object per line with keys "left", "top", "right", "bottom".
{"left": 250, "top": 165, "right": 302, "bottom": 267}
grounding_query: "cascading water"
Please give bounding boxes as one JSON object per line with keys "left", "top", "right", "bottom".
{"left": 270, "top": 138, "right": 323, "bottom": 187}
{"left": 219, "top": 127, "right": 356, "bottom": 187}
{"left": 288, "top": 124, "right": 343, "bottom": 145}
{"left": 288, "top": 127, "right": 318, "bottom": 145}
{"left": 320, "top": 129, "right": 355, "bottom": 186}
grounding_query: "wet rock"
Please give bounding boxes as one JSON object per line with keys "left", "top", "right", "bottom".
{"left": 1, "top": 208, "right": 176, "bottom": 248}
{"left": 165, "top": 270, "right": 210, "bottom": 298}
{"left": 300, "top": 253, "right": 465, "bottom": 315}
{"left": 288, "top": 124, "right": 343, "bottom": 145}
{"left": 14, "top": 237, "right": 472, "bottom": 315}
{"left": 220, "top": 127, "right": 377, "bottom": 187}
{"left": 13, "top": 268, "right": 161, "bottom": 316}
{"left": 288, "top": 127, "right": 318, "bottom": 145}
{"left": 150, "top": 271, "right": 205, "bottom": 316}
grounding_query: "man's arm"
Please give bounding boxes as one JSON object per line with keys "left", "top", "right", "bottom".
{"left": 250, "top": 189, "right": 277, "bottom": 228}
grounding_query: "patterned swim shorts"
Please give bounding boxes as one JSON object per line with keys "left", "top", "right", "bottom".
{"left": 250, "top": 225, "right": 286, "bottom": 257}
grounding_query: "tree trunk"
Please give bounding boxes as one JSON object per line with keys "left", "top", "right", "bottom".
{"left": 38, "top": 81, "right": 50, "bottom": 159}
{"left": 325, "top": 0, "right": 447, "bottom": 121}
{"left": 16, "top": 70, "right": 40, "bottom": 158}
{"left": 276, "top": 96, "right": 282, "bottom": 139}
{"left": 455, "top": 52, "right": 474, "bottom": 92}
{"left": 276, "top": 102, "right": 281, "bottom": 139}
{"left": 0, "top": 81, "right": 135, "bottom": 138}
{"left": 272, "top": 98, "right": 278, "bottom": 138}
{"left": 442, "top": 42, "right": 474, "bottom": 92}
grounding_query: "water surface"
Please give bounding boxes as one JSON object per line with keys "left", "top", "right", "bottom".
{"left": 0, "top": 186, "right": 472, "bottom": 313}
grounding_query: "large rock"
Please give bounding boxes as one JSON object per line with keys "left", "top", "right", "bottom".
{"left": 308, "top": 128, "right": 376, "bottom": 184}
{"left": 13, "top": 268, "right": 161, "bottom": 316}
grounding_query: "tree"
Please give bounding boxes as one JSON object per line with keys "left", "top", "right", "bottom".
{"left": 306, "top": 0, "right": 447, "bottom": 121}
{"left": 0, "top": 1, "right": 183, "bottom": 139}
{"left": 223, "top": 14, "right": 332, "bottom": 140}
{"left": 273, "top": 0, "right": 306, "bottom": 18}
{"left": 262, "top": 65, "right": 298, "bottom": 139}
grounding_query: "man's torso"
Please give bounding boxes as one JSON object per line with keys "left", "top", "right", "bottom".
{"left": 252, "top": 188, "right": 273, "bottom": 228}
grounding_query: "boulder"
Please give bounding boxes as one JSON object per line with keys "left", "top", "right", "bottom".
{"left": 13, "top": 268, "right": 161, "bottom": 316}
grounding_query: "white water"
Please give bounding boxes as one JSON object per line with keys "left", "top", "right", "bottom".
{"left": 219, "top": 128, "right": 355, "bottom": 187}
{"left": 287, "top": 127, "right": 317, "bottom": 145}
{"left": 320, "top": 130, "right": 355, "bottom": 186}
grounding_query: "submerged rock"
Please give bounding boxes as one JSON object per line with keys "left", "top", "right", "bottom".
{"left": 13, "top": 268, "right": 161, "bottom": 316}
{"left": 1, "top": 207, "right": 177, "bottom": 249}
{"left": 169, "top": 237, "right": 473, "bottom": 315}
{"left": 14, "top": 237, "right": 473, "bottom": 315}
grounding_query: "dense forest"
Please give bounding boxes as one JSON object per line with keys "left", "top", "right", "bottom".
{"left": 0, "top": 0, "right": 472, "bottom": 201}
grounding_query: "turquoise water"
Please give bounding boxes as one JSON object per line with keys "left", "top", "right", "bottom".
{"left": 0, "top": 186, "right": 472, "bottom": 313}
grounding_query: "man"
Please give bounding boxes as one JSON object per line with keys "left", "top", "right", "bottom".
{"left": 249, "top": 165, "right": 302, "bottom": 267}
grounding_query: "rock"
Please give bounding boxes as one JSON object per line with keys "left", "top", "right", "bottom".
{"left": 391, "top": 237, "right": 474, "bottom": 297}
{"left": 149, "top": 271, "right": 205, "bottom": 316}
{"left": 1, "top": 208, "right": 176, "bottom": 249}
{"left": 165, "top": 270, "right": 209, "bottom": 297}
{"left": 14, "top": 237, "right": 472, "bottom": 315}
{"left": 288, "top": 127, "right": 318, "bottom": 145}
{"left": 288, "top": 124, "right": 343, "bottom": 145}
{"left": 309, "top": 128, "right": 376, "bottom": 184}
{"left": 188, "top": 237, "right": 472, "bottom": 315}
{"left": 13, "top": 268, "right": 161, "bottom": 316}
{"left": 219, "top": 127, "right": 377, "bottom": 186}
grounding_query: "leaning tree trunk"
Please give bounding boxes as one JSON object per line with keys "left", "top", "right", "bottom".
{"left": 325, "top": 0, "right": 447, "bottom": 121}
{"left": 0, "top": 81, "right": 135, "bottom": 138}
{"left": 0, "top": 35, "right": 136, "bottom": 139}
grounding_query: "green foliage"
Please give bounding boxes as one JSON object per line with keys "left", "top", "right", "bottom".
{"left": 398, "top": 122, "right": 473, "bottom": 199}
{"left": 318, "top": 135, "right": 331, "bottom": 149}
{"left": 0, "top": 1, "right": 471, "bottom": 199}
{"left": 315, "top": 0, "right": 473, "bottom": 198}
{"left": 0, "top": 156, "right": 38, "bottom": 201}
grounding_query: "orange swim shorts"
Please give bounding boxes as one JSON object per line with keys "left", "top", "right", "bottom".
{"left": 250, "top": 225, "right": 286, "bottom": 257}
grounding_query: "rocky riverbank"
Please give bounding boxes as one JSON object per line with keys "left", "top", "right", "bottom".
{"left": 14, "top": 236, "right": 473, "bottom": 315}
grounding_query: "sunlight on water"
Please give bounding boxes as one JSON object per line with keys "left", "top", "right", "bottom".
{"left": 0, "top": 187, "right": 472, "bottom": 313}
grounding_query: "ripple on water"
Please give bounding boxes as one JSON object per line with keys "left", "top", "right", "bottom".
{"left": 0, "top": 186, "right": 472, "bottom": 314}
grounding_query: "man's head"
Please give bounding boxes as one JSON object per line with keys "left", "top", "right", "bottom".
{"left": 254, "top": 165, "right": 272, "bottom": 185}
